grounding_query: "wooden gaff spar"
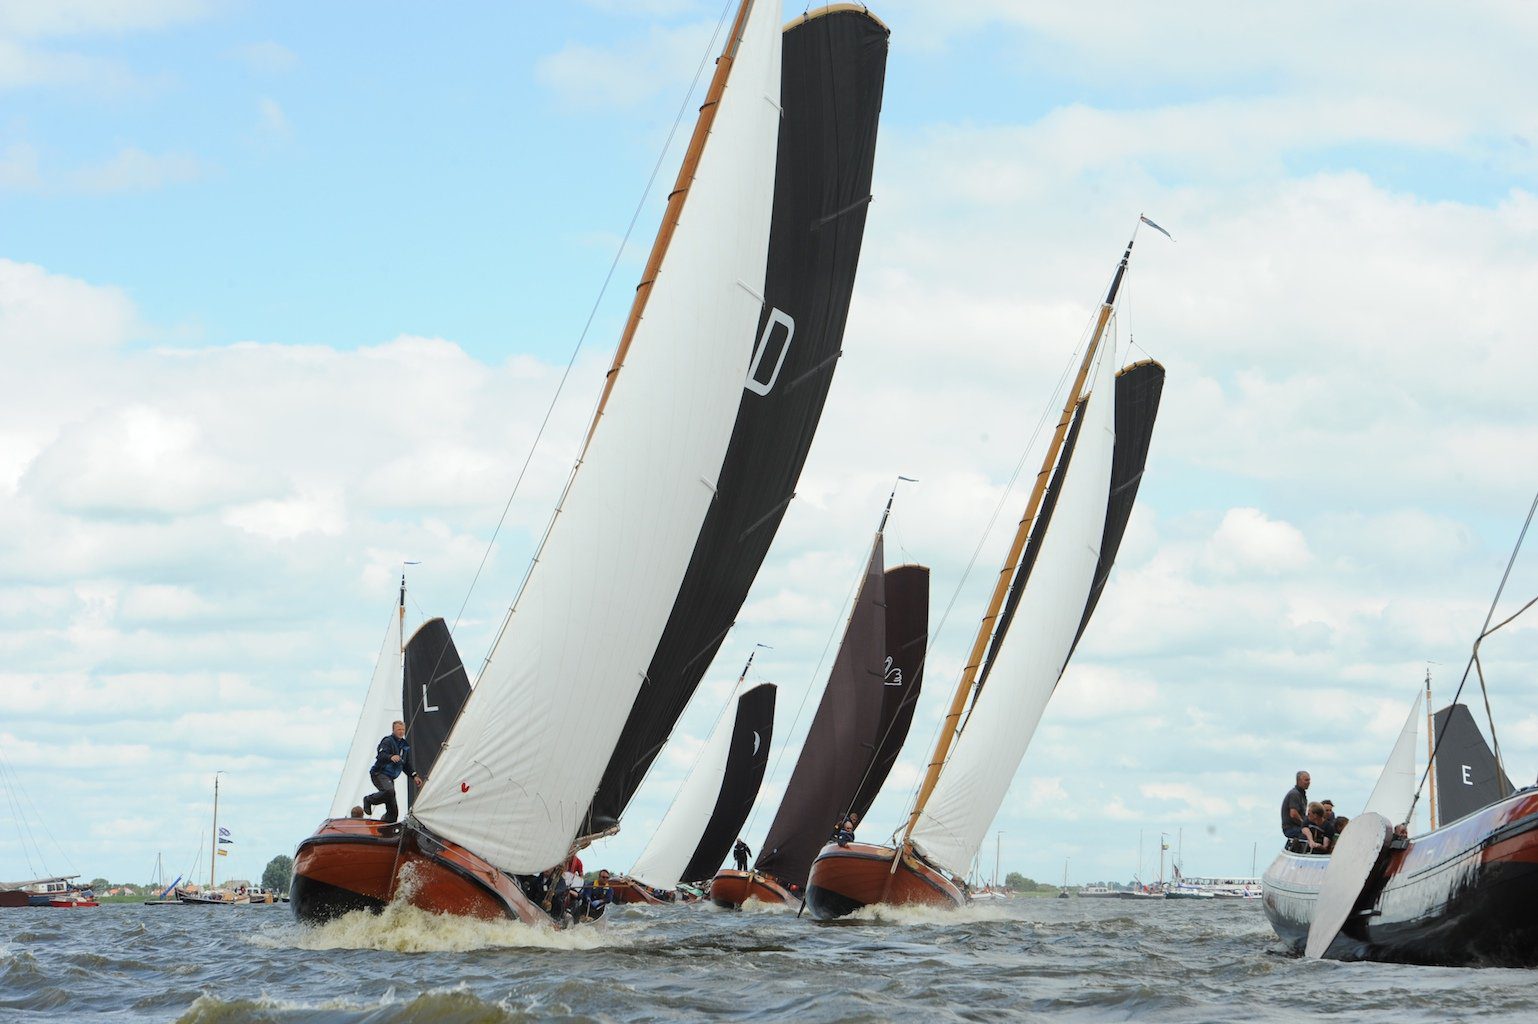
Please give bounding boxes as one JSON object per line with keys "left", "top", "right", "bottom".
{"left": 804, "top": 228, "right": 1168, "bottom": 920}
{"left": 291, "top": 0, "right": 785, "bottom": 926}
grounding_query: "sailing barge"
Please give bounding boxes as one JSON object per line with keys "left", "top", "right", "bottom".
{"left": 806, "top": 228, "right": 1167, "bottom": 919}
{"left": 293, "top": 1, "right": 889, "bottom": 925}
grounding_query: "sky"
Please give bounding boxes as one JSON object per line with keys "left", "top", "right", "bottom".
{"left": 4, "top": 0, "right": 1538, "bottom": 891}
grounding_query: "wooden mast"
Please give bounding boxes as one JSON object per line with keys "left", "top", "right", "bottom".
{"left": 579, "top": 0, "right": 758, "bottom": 456}
{"left": 900, "top": 234, "right": 1137, "bottom": 848}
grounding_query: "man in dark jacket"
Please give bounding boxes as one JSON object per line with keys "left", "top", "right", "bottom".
{"left": 733, "top": 838, "right": 751, "bottom": 871}
{"left": 362, "top": 720, "right": 424, "bottom": 823}
{"left": 1280, "top": 770, "right": 1310, "bottom": 848}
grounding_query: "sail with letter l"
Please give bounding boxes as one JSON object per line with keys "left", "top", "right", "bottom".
{"left": 585, "top": 5, "right": 891, "bottom": 835}
{"left": 411, "top": 0, "right": 784, "bottom": 874}
{"left": 401, "top": 618, "right": 472, "bottom": 809}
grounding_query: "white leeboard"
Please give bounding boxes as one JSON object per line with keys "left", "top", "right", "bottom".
{"left": 628, "top": 687, "right": 741, "bottom": 889}
{"left": 411, "top": 0, "right": 784, "bottom": 875}
{"left": 1304, "top": 811, "right": 1393, "bottom": 959}
{"left": 910, "top": 338, "right": 1118, "bottom": 877}
{"left": 1362, "top": 691, "right": 1421, "bottom": 824}
{"left": 328, "top": 606, "right": 403, "bottom": 818}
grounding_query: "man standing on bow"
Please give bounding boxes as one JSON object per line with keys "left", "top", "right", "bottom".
{"left": 362, "top": 720, "right": 424, "bottom": 824}
{"left": 733, "top": 838, "right": 751, "bottom": 871}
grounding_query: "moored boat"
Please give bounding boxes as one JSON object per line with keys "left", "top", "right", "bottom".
{"left": 806, "top": 226, "right": 1169, "bottom": 919}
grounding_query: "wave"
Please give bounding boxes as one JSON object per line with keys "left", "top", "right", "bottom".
{"left": 250, "top": 898, "right": 635, "bottom": 954}
{"left": 841, "top": 900, "right": 1017, "bottom": 926}
{"left": 173, "top": 987, "right": 522, "bottom": 1024}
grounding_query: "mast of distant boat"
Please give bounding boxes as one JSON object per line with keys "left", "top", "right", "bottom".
{"left": 209, "top": 771, "right": 223, "bottom": 890}
{"left": 899, "top": 230, "right": 1139, "bottom": 854}
{"left": 1424, "top": 667, "right": 1438, "bottom": 830}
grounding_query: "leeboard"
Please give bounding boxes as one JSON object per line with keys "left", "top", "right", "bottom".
{"left": 1304, "top": 811, "right": 1393, "bottom": 959}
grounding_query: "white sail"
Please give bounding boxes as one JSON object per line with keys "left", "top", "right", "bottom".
{"left": 1363, "top": 691, "right": 1422, "bottom": 824}
{"left": 910, "top": 340, "right": 1119, "bottom": 877}
{"left": 328, "top": 606, "right": 402, "bottom": 818}
{"left": 628, "top": 687, "right": 741, "bottom": 889}
{"left": 412, "top": 0, "right": 783, "bottom": 874}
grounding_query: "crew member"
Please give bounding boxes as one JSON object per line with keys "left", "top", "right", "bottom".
{"left": 733, "top": 838, "right": 751, "bottom": 871}
{"left": 361, "top": 720, "right": 424, "bottom": 824}
{"left": 573, "top": 870, "right": 615, "bottom": 922}
{"left": 1280, "top": 770, "right": 1310, "bottom": 847}
{"left": 832, "top": 811, "right": 860, "bottom": 847}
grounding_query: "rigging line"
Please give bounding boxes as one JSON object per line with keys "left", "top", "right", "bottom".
{"left": 887, "top": 313, "right": 1101, "bottom": 841}
{"left": 0, "top": 748, "right": 63, "bottom": 875}
{"left": 1472, "top": 653, "right": 1510, "bottom": 798}
{"left": 447, "top": 0, "right": 737, "bottom": 659}
{"left": 1409, "top": 482, "right": 1538, "bottom": 821}
{"left": 0, "top": 757, "right": 41, "bottom": 877}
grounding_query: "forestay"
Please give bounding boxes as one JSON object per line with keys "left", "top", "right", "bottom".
{"left": 1362, "top": 692, "right": 1421, "bottom": 824}
{"left": 328, "top": 606, "right": 402, "bottom": 818}
{"left": 910, "top": 340, "right": 1118, "bottom": 877}
{"left": 411, "top": 0, "right": 783, "bottom": 874}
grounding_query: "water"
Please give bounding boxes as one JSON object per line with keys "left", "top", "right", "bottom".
{"left": 2, "top": 898, "right": 1531, "bottom": 1023}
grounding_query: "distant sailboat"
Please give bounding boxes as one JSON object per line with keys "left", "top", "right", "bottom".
{"left": 612, "top": 660, "right": 775, "bottom": 905}
{"left": 292, "top": 0, "right": 878, "bottom": 926}
{"left": 712, "top": 486, "right": 929, "bottom": 908}
{"left": 805, "top": 229, "right": 1167, "bottom": 919}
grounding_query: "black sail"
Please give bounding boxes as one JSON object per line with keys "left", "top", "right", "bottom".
{"left": 1070, "top": 359, "right": 1165, "bottom": 655}
{"left": 755, "top": 538, "right": 887, "bottom": 888}
{"left": 978, "top": 360, "right": 1165, "bottom": 689}
{"left": 850, "top": 564, "right": 929, "bottom": 819}
{"left": 1433, "top": 703, "right": 1513, "bottom": 825}
{"left": 402, "top": 618, "right": 472, "bottom": 810}
{"left": 585, "top": 8, "right": 890, "bottom": 833}
{"left": 680, "top": 682, "right": 777, "bottom": 883}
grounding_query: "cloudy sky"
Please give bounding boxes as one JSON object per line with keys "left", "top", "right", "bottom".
{"left": 5, "top": 0, "right": 1538, "bottom": 891}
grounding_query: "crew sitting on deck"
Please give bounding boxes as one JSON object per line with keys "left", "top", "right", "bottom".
{"left": 832, "top": 812, "right": 859, "bottom": 847}
{"left": 1280, "top": 770, "right": 1312, "bottom": 852}
{"left": 571, "top": 870, "right": 614, "bottom": 922}
{"left": 1302, "top": 803, "right": 1333, "bottom": 853}
{"left": 1320, "top": 799, "right": 1337, "bottom": 836}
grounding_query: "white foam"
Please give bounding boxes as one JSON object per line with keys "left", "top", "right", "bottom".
{"left": 249, "top": 899, "right": 642, "bottom": 954}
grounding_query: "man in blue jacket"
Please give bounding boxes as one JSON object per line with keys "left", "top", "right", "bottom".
{"left": 361, "top": 720, "right": 424, "bottom": 823}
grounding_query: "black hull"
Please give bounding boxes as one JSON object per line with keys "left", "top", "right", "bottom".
{"left": 1262, "top": 789, "right": 1538, "bottom": 966}
{"left": 289, "top": 873, "right": 388, "bottom": 922}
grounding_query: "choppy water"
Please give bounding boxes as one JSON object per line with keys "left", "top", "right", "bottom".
{"left": 1, "top": 897, "right": 1531, "bottom": 1023}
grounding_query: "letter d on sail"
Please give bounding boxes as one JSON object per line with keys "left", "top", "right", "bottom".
{"left": 745, "top": 308, "right": 794, "bottom": 395}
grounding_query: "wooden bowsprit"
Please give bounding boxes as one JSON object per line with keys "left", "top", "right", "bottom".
{"left": 1304, "top": 812, "right": 1394, "bottom": 960}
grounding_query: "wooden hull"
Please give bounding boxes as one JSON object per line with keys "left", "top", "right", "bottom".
{"left": 290, "top": 818, "right": 543, "bottom": 926}
{"left": 1262, "top": 789, "right": 1538, "bottom": 966}
{"left": 709, "top": 869, "right": 796, "bottom": 908}
{"left": 804, "top": 842, "right": 965, "bottom": 920}
{"left": 609, "top": 877, "right": 670, "bottom": 905}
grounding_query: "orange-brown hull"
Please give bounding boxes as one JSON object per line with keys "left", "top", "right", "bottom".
{"left": 609, "top": 878, "right": 669, "bottom": 905}
{"left": 805, "top": 842, "right": 966, "bottom": 920}
{"left": 291, "top": 818, "right": 543, "bottom": 925}
{"left": 709, "top": 869, "right": 796, "bottom": 908}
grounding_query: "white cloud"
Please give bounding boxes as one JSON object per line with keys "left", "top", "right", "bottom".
{"left": 65, "top": 145, "right": 204, "bottom": 192}
{"left": 535, "top": 20, "right": 719, "bottom": 112}
{"left": 230, "top": 41, "right": 297, "bottom": 74}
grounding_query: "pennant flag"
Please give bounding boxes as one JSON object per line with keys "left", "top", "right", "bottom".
{"left": 218, "top": 838, "right": 234, "bottom": 845}
{"left": 1138, "top": 215, "right": 1173, "bottom": 240}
